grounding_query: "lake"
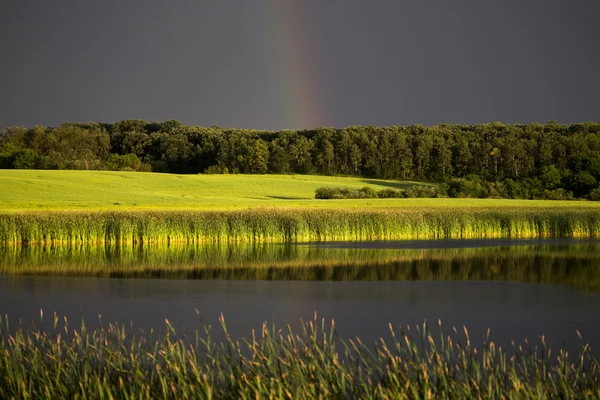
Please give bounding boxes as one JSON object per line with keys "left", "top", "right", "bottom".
{"left": 1, "top": 238, "right": 599, "bottom": 355}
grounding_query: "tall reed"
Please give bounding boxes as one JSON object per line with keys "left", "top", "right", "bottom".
{"left": 0, "top": 313, "right": 598, "bottom": 399}
{"left": 1, "top": 207, "right": 600, "bottom": 245}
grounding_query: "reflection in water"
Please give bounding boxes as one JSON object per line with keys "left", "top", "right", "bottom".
{"left": 1, "top": 240, "right": 600, "bottom": 360}
{"left": 1, "top": 278, "right": 599, "bottom": 358}
{"left": 1, "top": 240, "right": 600, "bottom": 292}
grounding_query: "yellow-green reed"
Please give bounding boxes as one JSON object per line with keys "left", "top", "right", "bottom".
{"left": 1, "top": 207, "right": 600, "bottom": 246}
{"left": 0, "top": 313, "right": 598, "bottom": 399}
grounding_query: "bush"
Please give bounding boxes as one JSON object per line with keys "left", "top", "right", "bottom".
{"left": 315, "top": 187, "right": 339, "bottom": 199}
{"left": 105, "top": 153, "right": 150, "bottom": 172}
{"left": 359, "top": 186, "right": 378, "bottom": 198}
{"left": 149, "top": 160, "right": 169, "bottom": 173}
{"left": 403, "top": 185, "right": 444, "bottom": 198}
{"left": 541, "top": 188, "right": 574, "bottom": 201}
{"left": 588, "top": 187, "right": 600, "bottom": 201}
{"left": 204, "top": 165, "right": 230, "bottom": 174}
{"left": 377, "top": 189, "right": 403, "bottom": 198}
{"left": 445, "top": 177, "right": 485, "bottom": 198}
{"left": 316, "top": 185, "right": 443, "bottom": 200}
{"left": 483, "top": 181, "right": 509, "bottom": 199}
{"left": 315, "top": 186, "right": 378, "bottom": 199}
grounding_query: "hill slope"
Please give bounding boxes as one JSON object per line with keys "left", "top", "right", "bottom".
{"left": 1, "top": 170, "right": 598, "bottom": 211}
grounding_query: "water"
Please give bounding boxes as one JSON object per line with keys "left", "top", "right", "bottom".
{"left": 1, "top": 239, "right": 599, "bottom": 354}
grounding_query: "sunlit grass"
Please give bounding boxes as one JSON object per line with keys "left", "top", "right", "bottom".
{"left": 1, "top": 207, "right": 599, "bottom": 245}
{"left": 2, "top": 170, "right": 600, "bottom": 245}
{"left": 0, "top": 170, "right": 439, "bottom": 210}
{"left": 0, "top": 313, "right": 598, "bottom": 399}
{"left": 2, "top": 169, "right": 599, "bottom": 211}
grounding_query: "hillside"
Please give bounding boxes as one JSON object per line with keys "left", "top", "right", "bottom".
{"left": 1, "top": 170, "right": 599, "bottom": 211}
{"left": 0, "top": 170, "right": 426, "bottom": 210}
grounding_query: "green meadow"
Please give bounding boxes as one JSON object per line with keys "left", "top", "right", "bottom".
{"left": 1, "top": 170, "right": 600, "bottom": 245}
{"left": 2, "top": 169, "right": 599, "bottom": 211}
{"left": 0, "top": 169, "right": 437, "bottom": 211}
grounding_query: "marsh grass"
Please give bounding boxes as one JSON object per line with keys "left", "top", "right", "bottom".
{"left": 0, "top": 313, "right": 598, "bottom": 399}
{"left": 1, "top": 207, "right": 600, "bottom": 246}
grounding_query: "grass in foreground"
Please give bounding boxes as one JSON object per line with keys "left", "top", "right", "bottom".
{"left": 1, "top": 314, "right": 598, "bottom": 399}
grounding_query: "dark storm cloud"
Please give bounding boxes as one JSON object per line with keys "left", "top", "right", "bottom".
{"left": 0, "top": 0, "right": 598, "bottom": 130}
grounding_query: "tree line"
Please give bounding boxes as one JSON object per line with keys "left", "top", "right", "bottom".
{"left": 1, "top": 120, "right": 600, "bottom": 200}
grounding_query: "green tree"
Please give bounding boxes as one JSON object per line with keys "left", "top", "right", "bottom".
{"left": 247, "top": 139, "right": 269, "bottom": 174}
{"left": 540, "top": 165, "right": 563, "bottom": 190}
{"left": 289, "top": 135, "right": 314, "bottom": 174}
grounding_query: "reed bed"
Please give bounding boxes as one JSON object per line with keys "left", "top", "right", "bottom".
{"left": 0, "top": 313, "right": 598, "bottom": 399}
{"left": 1, "top": 207, "right": 600, "bottom": 246}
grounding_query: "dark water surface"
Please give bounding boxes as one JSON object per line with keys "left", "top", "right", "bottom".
{"left": 1, "top": 239, "right": 599, "bottom": 354}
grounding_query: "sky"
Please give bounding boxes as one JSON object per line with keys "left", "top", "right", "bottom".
{"left": 0, "top": 0, "right": 598, "bottom": 131}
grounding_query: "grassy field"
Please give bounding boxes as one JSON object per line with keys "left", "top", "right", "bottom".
{"left": 2, "top": 169, "right": 600, "bottom": 211}
{"left": 2, "top": 170, "right": 600, "bottom": 244}
{"left": 0, "top": 169, "right": 434, "bottom": 210}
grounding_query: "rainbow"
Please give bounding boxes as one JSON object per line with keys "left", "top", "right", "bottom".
{"left": 262, "top": 1, "right": 327, "bottom": 130}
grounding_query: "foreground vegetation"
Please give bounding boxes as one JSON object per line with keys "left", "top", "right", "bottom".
{"left": 1, "top": 314, "right": 598, "bottom": 399}
{"left": 2, "top": 120, "right": 600, "bottom": 199}
{"left": 2, "top": 207, "right": 600, "bottom": 246}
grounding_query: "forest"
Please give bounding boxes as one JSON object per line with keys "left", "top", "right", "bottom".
{"left": 1, "top": 120, "right": 600, "bottom": 200}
